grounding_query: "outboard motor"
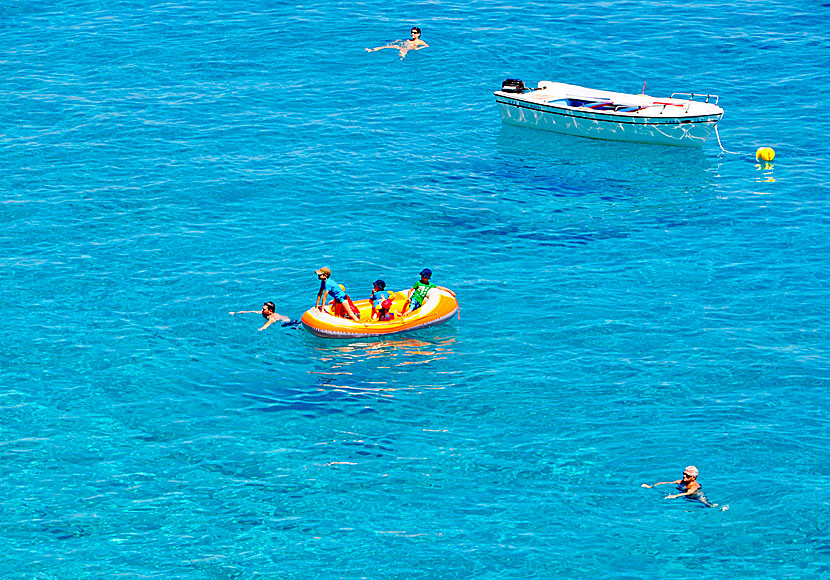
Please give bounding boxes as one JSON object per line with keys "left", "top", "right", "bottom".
{"left": 501, "top": 79, "right": 525, "bottom": 94}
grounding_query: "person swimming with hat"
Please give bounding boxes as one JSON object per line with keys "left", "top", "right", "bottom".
{"left": 399, "top": 268, "right": 455, "bottom": 316}
{"left": 641, "top": 466, "right": 720, "bottom": 508}
{"left": 365, "top": 27, "right": 428, "bottom": 59}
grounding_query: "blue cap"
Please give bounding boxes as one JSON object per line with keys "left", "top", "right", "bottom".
{"left": 419, "top": 268, "right": 432, "bottom": 278}
{"left": 373, "top": 279, "right": 386, "bottom": 290}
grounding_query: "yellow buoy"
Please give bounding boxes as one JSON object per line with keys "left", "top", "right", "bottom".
{"left": 756, "top": 147, "right": 775, "bottom": 162}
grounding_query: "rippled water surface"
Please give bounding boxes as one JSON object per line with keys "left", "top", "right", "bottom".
{"left": 2, "top": 0, "right": 829, "bottom": 577}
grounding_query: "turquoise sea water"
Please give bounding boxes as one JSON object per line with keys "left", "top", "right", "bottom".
{"left": 2, "top": 0, "right": 829, "bottom": 577}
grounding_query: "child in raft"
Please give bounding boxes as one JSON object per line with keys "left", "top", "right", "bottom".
{"left": 370, "top": 279, "right": 393, "bottom": 320}
{"left": 375, "top": 299, "right": 396, "bottom": 321}
{"left": 315, "top": 267, "right": 360, "bottom": 321}
{"left": 400, "top": 268, "right": 455, "bottom": 315}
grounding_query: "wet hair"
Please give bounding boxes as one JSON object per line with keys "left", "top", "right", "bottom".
{"left": 411, "top": 27, "right": 421, "bottom": 34}
{"left": 263, "top": 301, "right": 275, "bottom": 311}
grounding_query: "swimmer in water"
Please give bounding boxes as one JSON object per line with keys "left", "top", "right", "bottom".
{"left": 229, "top": 301, "right": 290, "bottom": 331}
{"left": 366, "top": 27, "right": 428, "bottom": 59}
{"left": 641, "top": 465, "right": 721, "bottom": 508}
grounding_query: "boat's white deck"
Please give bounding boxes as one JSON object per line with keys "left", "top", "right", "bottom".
{"left": 505, "top": 81, "right": 723, "bottom": 118}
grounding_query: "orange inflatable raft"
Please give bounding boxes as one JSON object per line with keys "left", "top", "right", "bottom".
{"left": 301, "top": 288, "right": 458, "bottom": 338}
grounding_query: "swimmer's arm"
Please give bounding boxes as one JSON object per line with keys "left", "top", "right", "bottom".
{"left": 399, "top": 288, "right": 415, "bottom": 315}
{"left": 318, "top": 291, "right": 330, "bottom": 310}
{"left": 641, "top": 479, "right": 680, "bottom": 488}
{"left": 258, "top": 313, "right": 290, "bottom": 331}
{"left": 435, "top": 285, "right": 456, "bottom": 297}
{"left": 366, "top": 43, "right": 401, "bottom": 52}
{"left": 696, "top": 495, "right": 718, "bottom": 508}
{"left": 230, "top": 310, "right": 259, "bottom": 315}
{"left": 415, "top": 40, "right": 428, "bottom": 49}
{"left": 665, "top": 482, "right": 699, "bottom": 499}
{"left": 664, "top": 488, "right": 718, "bottom": 506}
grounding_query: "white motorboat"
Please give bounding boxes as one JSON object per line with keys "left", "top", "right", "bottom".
{"left": 494, "top": 79, "right": 724, "bottom": 147}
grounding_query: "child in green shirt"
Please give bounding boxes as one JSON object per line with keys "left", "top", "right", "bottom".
{"left": 400, "top": 268, "right": 455, "bottom": 315}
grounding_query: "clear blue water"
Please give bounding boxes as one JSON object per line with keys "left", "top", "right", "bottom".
{"left": 2, "top": 0, "right": 829, "bottom": 577}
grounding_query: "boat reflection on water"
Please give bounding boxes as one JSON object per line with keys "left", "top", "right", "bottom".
{"left": 493, "top": 123, "right": 716, "bottom": 200}
{"left": 496, "top": 123, "right": 713, "bottom": 169}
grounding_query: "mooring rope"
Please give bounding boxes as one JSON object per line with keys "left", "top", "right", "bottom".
{"left": 714, "top": 124, "right": 746, "bottom": 156}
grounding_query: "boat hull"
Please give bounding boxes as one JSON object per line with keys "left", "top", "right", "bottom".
{"left": 495, "top": 83, "right": 723, "bottom": 147}
{"left": 301, "top": 289, "right": 458, "bottom": 338}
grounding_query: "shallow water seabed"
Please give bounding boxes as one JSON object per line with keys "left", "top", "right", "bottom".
{"left": 1, "top": 0, "right": 830, "bottom": 578}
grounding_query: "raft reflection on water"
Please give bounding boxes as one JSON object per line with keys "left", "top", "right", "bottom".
{"left": 310, "top": 337, "right": 458, "bottom": 373}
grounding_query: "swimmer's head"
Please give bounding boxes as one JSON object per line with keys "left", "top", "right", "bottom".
{"left": 683, "top": 466, "right": 698, "bottom": 479}
{"left": 411, "top": 27, "right": 421, "bottom": 37}
{"left": 374, "top": 279, "right": 386, "bottom": 290}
